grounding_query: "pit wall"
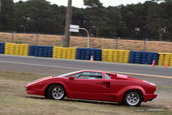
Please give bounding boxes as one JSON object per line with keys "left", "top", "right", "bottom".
{"left": 0, "top": 42, "right": 172, "bottom": 67}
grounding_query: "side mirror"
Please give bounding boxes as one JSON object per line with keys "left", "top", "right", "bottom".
{"left": 69, "top": 76, "right": 75, "bottom": 80}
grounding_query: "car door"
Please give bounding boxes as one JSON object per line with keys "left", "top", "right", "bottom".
{"left": 64, "top": 71, "right": 113, "bottom": 100}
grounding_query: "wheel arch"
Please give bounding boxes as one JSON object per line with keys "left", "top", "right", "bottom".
{"left": 122, "top": 89, "right": 144, "bottom": 102}
{"left": 116, "top": 86, "right": 146, "bottom": 102}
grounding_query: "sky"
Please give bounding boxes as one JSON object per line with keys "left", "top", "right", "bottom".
{"left": 14, "top": 0, "right": 149, "bottom": 8}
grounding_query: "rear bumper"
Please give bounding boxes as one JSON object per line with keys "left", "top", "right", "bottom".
{"left": 144, "top": 93, "right": 157, "bottom": 101}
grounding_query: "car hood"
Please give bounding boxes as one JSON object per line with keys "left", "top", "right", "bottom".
{"left": 28, "top": 76, "right": 52, "bottom": 85}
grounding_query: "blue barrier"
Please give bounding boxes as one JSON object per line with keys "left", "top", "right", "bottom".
{"left": 92, "top": 49, "right": 102, "bottom": 61}
{"left": 29, "top": 46, "right": 53, "bottom": 57}
{"left": 134, "top": 52, "right": 142, "bottom": 64}
{"left": 141, "top": 52, "right": 147, "bottom": 64}
{"left": 129, "top": 51, "right": 135, "bottom": 63}
{"left": 129, "top": 51, "right": 159, "bottom": 65}
{"left": 76, "top": 48, "right": 102, "bottom": 61}
{"left": 0, "top": 43, "right": 5, "bottom": 54}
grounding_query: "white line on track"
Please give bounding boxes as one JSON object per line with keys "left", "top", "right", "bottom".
{"left": 0, "top": 61, "right": 80, "bottom": 70}
{"left": 0, "top": 60, "right": 171, "bottom": 79}
{"left": 1, "top": 54, "right": 171, "bottom": 69}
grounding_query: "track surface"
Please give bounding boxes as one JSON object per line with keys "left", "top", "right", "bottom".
{"left": 0, "top": 54, "right": 171, "bottom": 85}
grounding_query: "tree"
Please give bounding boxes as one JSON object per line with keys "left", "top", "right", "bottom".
{"left": 145, "top": 1, "right": 167, "bottom": 40}
{"left": 121, "top": 3, "right": 149, "bottom": 39}
{"left": 160, "top": 0, "right": 172, "bottom": 40}
{"left": 0, "top": 0, "right": 14, "bottom": 31}
{"left": 0, "top": 0, "right": 172, "bottom": 42}
{"left": 102, "top": 7, "right": 126, "bottom": 37}
{"left": 82, "top": 0, "right": 104, "bottom": 38}
{"left": 84, "top": 0, "right": 103, "bottom": 8}
{"left": 14, "top": 0, "right": 63, "bottom": 34}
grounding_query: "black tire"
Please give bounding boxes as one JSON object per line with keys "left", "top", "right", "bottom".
{"left": 44, "top": 92, "right": 49, "bottom": 99}
{"left": 47, "top": 84, "right": 65, "bottom": 100}
{"left": 123, "top": 90, "right": 142, "bottom": 106}
{"left": 118, "top": 101, "right": 125, "bottom": 105}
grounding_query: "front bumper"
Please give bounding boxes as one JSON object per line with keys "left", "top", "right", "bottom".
{"left": 26, "top": 89, "right": 38, "bottom": 95}
{"left": 25, "top": 84, "right": 44, "bottom": 96}
{"left": 144, "top": 93, "right": 157, "bottom": 101}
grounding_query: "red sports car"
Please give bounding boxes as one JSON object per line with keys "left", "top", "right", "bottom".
{"left": 26, "top": 70, "right": 157, "bottom": 106}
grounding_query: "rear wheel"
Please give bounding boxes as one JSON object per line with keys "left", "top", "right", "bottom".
{"left": 47, "top": 85, "right": 65, "bottom": 100}
{"left": 123, "top": 90, "right": 142, "bottom": 106}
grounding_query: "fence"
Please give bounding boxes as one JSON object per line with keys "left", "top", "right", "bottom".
{"left": 0, "top": 42, "right": 172, "bottom": 67}
{"left": 0, "top": 32, "right": 172, "bottom": 53}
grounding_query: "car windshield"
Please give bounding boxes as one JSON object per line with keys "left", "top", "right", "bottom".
{"left": 54, "top": 71, "right": 81, "bottom": 77}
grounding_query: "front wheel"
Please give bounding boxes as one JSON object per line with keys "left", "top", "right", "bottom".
{"left": 47, "top": 85, "right": 65, "bottom": 100}
{"left": 123, "top": 90, "right": 142, "bottom": 106}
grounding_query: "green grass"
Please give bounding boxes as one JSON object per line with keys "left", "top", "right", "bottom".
{"left": 0, "top": 71, "right": 171, "bottom": 115}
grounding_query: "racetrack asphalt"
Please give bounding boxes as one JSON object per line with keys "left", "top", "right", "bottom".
{"left": 0, "top": 54, "right": 171, "bottom": 85}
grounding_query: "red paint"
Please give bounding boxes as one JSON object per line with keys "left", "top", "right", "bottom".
{"left": 26, "top": 70, "right": 157, "bottom": 103}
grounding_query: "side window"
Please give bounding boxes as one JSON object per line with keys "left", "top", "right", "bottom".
{"left": 104, "top": 73, "right": 111, "bottom": 79}
{"left": 78, "top": 72, "right": 92, "bottom": 79}
{"left": 93, "top": 72, "right": 102, "bottom": 79}
{"left": 77, "top": 72, "right": 102, "bottom": 79}
{"left": 66, "top": 73, "right": 81, "bottom": 78}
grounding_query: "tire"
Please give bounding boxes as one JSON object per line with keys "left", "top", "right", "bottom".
{"left": 47, "top": 84, "right": 65, "bottom": 100}
{"left": 123, "top": 90, "right": 142, "bottom": 106}
{"left": 44, "top": 92, "right": 49, "bottom": 99}
{"left": 118, "top": 101, "right": 125, "bottom": 105}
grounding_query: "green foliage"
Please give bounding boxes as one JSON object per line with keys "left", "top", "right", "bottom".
{"left": 83, "top": 0, "right": 103, "bottom": 8}
{"left": 0, "top": 0, "right": 14, "bottom": 31}
{"left": 0, "top": 0, "right": 172, "bottom": 41}
{"left": 13, "top": 0, "right": 65, "bottom": 34}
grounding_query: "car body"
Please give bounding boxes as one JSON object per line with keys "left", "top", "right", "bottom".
{"left": 26, "top": 70, "right": 157, "bottom": 106}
